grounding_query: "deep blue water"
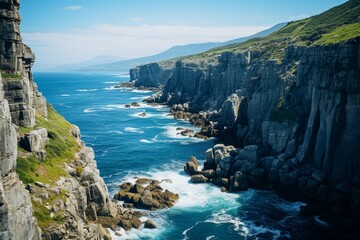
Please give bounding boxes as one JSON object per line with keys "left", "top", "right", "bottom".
{"left": 34, "top": 72, "right": 327, "bottom": 240}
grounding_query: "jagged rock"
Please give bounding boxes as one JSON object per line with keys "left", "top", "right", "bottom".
{"left": 131, "top": 102, "right": 140, "bottom": 107}
{"left": 130, "top": 216, "right": 142, "bottom": 229}
{"left": 115, "top": 178, "right": 179, "bottom": 210}
{"left": 139, "top": 112, "right": 147, "bottom": 117}
{"left": 119, "top": 220, "right": 132, "bottom": 231}
{"left": 20, "top": 128, "right": 49, "bottom": 154}
{"left": 184, "top": 156, "right": 198, "bottom": 175}
{"left": 201, "top": 169, "right": 215, "bottom": 179}
{"left": 144, "top": 219, "right": 157, "bottom": 229}
{"left": 214, "top": 149, "right": 224, "bottom": 165}
{"left": 216, "top": 154, "right": 232, "bottom": 178}
{"left": 190, "top": 174, "right": 209, "bottom": 183}
{"left": 229, "top": 171, "right": 249, "bottom": 192}
{"left": 213, "top": 144, "right": 226, "bottom": 153}
{"left": 135, "top": 178, "right": 152, "bottom": 185}
{"left": 130, "top": 183, "right": 145, "bottom": 195}
{"left": 71, "top": 125, "right": 81, "bottom": 139}
{"left": 205, "top": 148, "right": 215, "bottom": 168}
{"left": 119, "top": 182, "right": 132, "bottom": 191}
{"left": 130, "top": 62, "right": 173, "bottom": 88}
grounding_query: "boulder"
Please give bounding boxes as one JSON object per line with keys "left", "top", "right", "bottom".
{"left": 213, "top": 144, "right": 226, "bottom": 153}
{"left": 115, "top": 178, "right": 179, "bottom": 211}
{"left": 214, "top": 150, "right": 224, "bottom": 165}
{"left": 184, "top": 156, "right": 198, "bottom": 175}
{"left": 205, "top": 148, "right": 215, "bottom": 168}
{"left": 201, "top": 169, "right": 215, "bottom": 179}
{"left": 229, "top": 171, "right": 249, "bottom": 192}
{"left": 144, "top": 219, "right": 157, "bottom": 229}
{"left": 130, "top": 183, "right": 145, "bottom": 195}
{"left": 20, "top": 128, "right": 48, "bottom": 154}
{"left": 119, "top": 220, "right": 132, "bottom": 231}
{"left": 130, "top": 217, "right": 142, "bottom": 229}
{"left": 190, "top": 174, "right": 209, "bottom": 183}
{"left": 135, "top": 178, "right": 152, "bottom": 185}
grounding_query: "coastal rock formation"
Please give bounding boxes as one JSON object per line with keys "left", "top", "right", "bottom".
{"left": 135, "top": 1, "right": 360, "bottom": 226}
{"left": 130, "top": 62, "right": 173, "bottom": 88}
{"left": 0, "top": 73, "right": 41, "bottom": 240}
{"left": 0, "top": 1, "right": 128, "bottom": 239}
{"left": 114, "top": 178, "right": 179, "bottom": 211}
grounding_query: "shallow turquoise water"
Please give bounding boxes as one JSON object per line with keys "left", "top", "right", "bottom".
{"left": 34, "top": 72, "right": 327, "bottom": 240}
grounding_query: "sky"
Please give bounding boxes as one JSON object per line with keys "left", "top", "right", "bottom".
{"left": 19, "top": 0, "right": 347, "bottom": 70}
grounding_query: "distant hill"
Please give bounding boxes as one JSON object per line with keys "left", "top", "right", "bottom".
{"left": 78, "top": 22, "right": 287, "bottom": 72}
{"left": 46, "top": 55, "right": 126, "bottom": 72}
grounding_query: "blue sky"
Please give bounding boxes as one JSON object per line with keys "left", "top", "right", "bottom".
{"left": 19, "top": 0, "right": 347, "bottom": 70}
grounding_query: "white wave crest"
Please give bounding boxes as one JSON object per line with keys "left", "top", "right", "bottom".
{"left": 124, "top": 127, "right": 144, "bottom": 133}
{"left": 76, "top": 89, "right": 98, "bottom": 92}
{"left": 84, "top": 108, "right": 95, "bottom": 113}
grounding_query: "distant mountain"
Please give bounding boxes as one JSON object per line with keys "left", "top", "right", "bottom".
{"left": 46, "top": 55, "right": 126, "bottom": 72}
{"left": 79, "top": 22, "right": 287, "bottom": 72}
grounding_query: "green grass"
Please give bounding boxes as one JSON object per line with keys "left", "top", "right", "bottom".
{"left": 1, "top": 72, "right": 22, "bottom": 80}
{"left": 16, "top": 104, "right": 81, "bottom": 229}
{"left": 16, "top": 104, "right": 80, "bottom": 185}
{"left": 32, "top": 190, "right": 67, "bottom": 229}
{"left": 314, "top": 22, "right": 360, "bottom": 45}
{"left": 166, "top": 0, "right": 360, "bottom": 65}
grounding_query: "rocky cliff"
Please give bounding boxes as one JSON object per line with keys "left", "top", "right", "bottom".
{"left": 0, "top": 1, "right": 122, "bottom": 239}
{"left": 130, "top": 61, "right": 174, "bottom": 88}
{"left": 134, "top": 0, "right": 360, "bottom": 224}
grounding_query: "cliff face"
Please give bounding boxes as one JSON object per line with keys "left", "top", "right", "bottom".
{"left": 0, "top": 1, "right": 42, "bottom": 239}
{"left": 158, "top": 41, "right": 360, "bottom": 185}
{"left": 0, "top": 72, "right": 41, "bottom": 240}
{"left": 130, "top": 62, "right": 174, "bottom": 88}
{"left": 137, "top": 39, "right": 360, "bottom": 218}
{"left": 0, "top": 1, "right": 119, "bottom": 239}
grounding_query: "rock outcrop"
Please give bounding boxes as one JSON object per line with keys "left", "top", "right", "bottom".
{"left": 114, "top": 178, "right": 179, "bottom": 211}
{"left": 138, "top": 33, "right": 360, "bottom": 225}
{"left": 130, "top": 62, "right": 174, "bottom": 88}
{"left": 0, "top": 1, "right": 42, "bottom": 239}
{"left": 0, "top": 1, "right": 125, "bottom": 239}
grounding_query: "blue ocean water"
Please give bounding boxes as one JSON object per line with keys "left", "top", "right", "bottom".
{"left": 34, "top": 72, "right": 327, "bottom": 240}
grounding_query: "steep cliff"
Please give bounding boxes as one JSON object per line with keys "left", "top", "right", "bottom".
{"left": 135, "top": 0, "right": 360, "bottom": 221}
{"left": 0, "top": 1, "right": 121, "bottom": 239}
{"left": 130, "top": 61, "right": 174, "bottom": 88}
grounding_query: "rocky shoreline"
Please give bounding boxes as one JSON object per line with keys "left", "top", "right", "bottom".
{"left": 183, "top": 142, "right": 360, "bottom": 236}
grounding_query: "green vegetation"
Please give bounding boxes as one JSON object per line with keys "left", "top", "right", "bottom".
{"left": 32, "top": 190, "right": 67, "bottom": 229}
{"left": 314, "top": 22, "right": 360, "bottom": 45}
{"left": 170, "top": 0, "right": 360, "bottom": 64}
{"left": 1, "top": 72, "right": 22, "bottom": 80}
{"left": 16, "top": 104, "right": 80, "bottom": 185}
{"left": 16, "top": 105, "right": 81, "bottom": 229}
{"left": 75, "top": 166, "right": 84, "bottom": 177}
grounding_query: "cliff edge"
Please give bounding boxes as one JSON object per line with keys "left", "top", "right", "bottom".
{"left": 0, "top": 1, "right": 122, "bottom": 239}
{"left": 132, "top": 0, "right": 360, "bottom": 227}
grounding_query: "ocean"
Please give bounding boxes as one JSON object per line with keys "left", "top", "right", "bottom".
{"left": 34, "top": 72, "right": 328, "bottom": 240}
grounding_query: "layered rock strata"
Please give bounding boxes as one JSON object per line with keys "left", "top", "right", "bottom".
{"left": 140, "top": 40, "right": 360, "bottom": 224}
{"left": 0, "top": 1, "right": 129, "bottom": 239}
{"left": 130, "top": 62, "right": 174, "bottom": 88}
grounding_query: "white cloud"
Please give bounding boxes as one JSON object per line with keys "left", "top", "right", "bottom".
{"left": 130, "top": 17, "right": 144, "bottom": 22}
{"left": 288, "top": 14, "right": 309, "bottom": 21}
{"left": 65, "top": 6, "right": 82, "bottom": 11}
{"left": 22, "top": 24, "right": 269, "bottom": 70}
